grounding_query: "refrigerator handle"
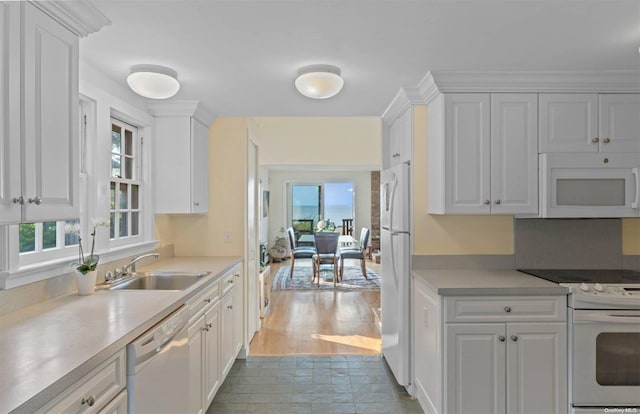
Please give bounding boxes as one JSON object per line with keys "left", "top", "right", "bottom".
{"left": 389, "top": 232, "right": 400, "bottom": 290}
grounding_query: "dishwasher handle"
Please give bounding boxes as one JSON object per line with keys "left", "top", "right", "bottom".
{"left": 129, "top": 306, "right": 189, "bottom": 367}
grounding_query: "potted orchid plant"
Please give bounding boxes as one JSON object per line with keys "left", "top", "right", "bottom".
{"left": 67, "top": 219, "right": 109, "bottom": 295}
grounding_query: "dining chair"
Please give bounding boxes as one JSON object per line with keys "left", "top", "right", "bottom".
{"left": 338, "top": 227, "right": 370, "bottom": 281}
{"left": 287, "top": 227, "right": 317, "bottom": 279}
{"left": 312, "top": 232, "right": 340, "bottom": 287}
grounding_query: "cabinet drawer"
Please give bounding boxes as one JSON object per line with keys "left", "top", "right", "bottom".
{"left": 35, "top": 349, "right": 126, "bottom": 414}
{"left": 220, "top": 271, "right": 236, "bottom": 296}
{"left": 98, "top": 389, "right": 127, "bottom": 414}
{"left": 445, "top": 296, "right": 566, "bottom": 323}
{"left": 188, "top": 281, "right": 220, "bottom": 323}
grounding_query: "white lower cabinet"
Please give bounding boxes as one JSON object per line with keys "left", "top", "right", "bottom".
{"left": 221, "top": 291, "right": 235, "bottom": 378}
{"left": 413, "top": 276, "right": 567, "bottom": 414}
{"left": 188, "top": 314, "right": 206, "bottom": 414}
{"left": 446, "top": 322, "right": 567, "bottom": 414}
{"left": 35, "top": 349, "right": 126, "bottom": 414}
{"left": 204, "top": 301, "right": 221, "bottom": 408}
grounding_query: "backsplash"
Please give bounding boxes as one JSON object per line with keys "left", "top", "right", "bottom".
{"left": 515, "top": 218, "right": 622, "bottom": 269}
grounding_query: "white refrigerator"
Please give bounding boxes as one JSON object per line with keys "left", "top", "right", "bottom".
{"left": 380, "top": 162, "right": 411, "bottom": 387}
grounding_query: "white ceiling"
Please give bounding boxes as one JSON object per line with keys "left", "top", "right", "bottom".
{"left": 82, "top": 0, "right": 640, "bottom": 118}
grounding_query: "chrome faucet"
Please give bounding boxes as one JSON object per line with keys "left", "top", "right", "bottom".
{"left": 122, "top": 253, "right": 160, "bottom": 275}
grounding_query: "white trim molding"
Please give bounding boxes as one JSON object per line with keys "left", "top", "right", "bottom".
{"left": 146, "top": 100, "right": 217, "bottom": 126}
{"left": 29, "top": 0, "right": 110, "bottom": 37}
{"left": 381, "top": 87, "right": 423, "bottom": 125}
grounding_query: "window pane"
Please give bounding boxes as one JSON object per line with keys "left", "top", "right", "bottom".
{"left": 324, "top": 182, "right": 354, "bottom": 224}
{"left": 120, "top": 183, "right": 128, "bottom": 209}
{"left": 110, "top": 213, "right": 115, "bottom": 239}
{"left": 125, "top": 129, "right": 133, "bottom": 156}
{"left": 292, "top": 185, "right": 321, "bottom": 225}
{"left": 125, "top": 157, "right": 133, "bottom": 179}
{"left": 131, "top": 185, "right": 139, "bottom": 209}
{"left": 119, "top": 212, "right": 128, "bottom": 237}
{"left": 42, "top": 221, "right": 57, "bottom": 249}
{"left": 131, "top": 212, "right": 139, "bottom": 236}
{"left": 64, "top": 219, "right": 80, "bottom": 246}
{"left": 110, "top": 182, "right": 116, "bottom": 210}
{"left": 19, "top": 224, "right": 35, "bottom": 253}
{"left": 112, "top": 125, "right": 121, "bottom": 153}
{"left": 111, "top": 153, "right": 121, "bottom": 178}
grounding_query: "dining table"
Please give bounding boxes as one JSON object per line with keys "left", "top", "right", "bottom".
{"left": 298, "top": 234, "right": 355, "bottom": 247}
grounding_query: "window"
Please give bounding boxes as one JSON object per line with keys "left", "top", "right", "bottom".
{"left": 290, "top": 182, "right": 354, "bottom": 229}
{"left": 110, "top": 118, "right": 141, "bottom": 241}
{"left": 18, "top": 219, "right": 80, "bottom": 266}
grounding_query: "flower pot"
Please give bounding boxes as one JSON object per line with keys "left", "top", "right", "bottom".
{"left": 75, "top": 270, "right": 97, "bottom": 296}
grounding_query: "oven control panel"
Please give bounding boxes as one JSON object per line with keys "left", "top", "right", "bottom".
{"left": 565, "top": 283, "right": 640, "bottom": 309}
{"left": 568, "top": 283, "right": 639, "bottom": 297}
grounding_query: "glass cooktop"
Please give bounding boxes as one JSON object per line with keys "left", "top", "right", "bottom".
{"left": 517, "top": 269, "right": 640, "bottom": 284}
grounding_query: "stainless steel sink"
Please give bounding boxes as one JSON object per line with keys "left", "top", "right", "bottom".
{"left": 107, "top": 271, "right": 210, "bottom": 291}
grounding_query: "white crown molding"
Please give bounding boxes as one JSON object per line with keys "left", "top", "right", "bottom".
{"left": 30, "top": 0, "right": 111, "bottom": 37}
{"left": 381, "top": 87, "right": 424, "bottom": 124}
{"left": 424, "top": 70, "right": 640, "bottom": 94}
{"left": 146, "top": 101, "right": 217, "bottom": 126}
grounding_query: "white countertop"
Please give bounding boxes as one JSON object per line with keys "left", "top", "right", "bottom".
{"left": 412, "top": 268, "right": 570, "bottom": 296}
{"left": 0, "top": 256, "right": 242, "bottom": 414}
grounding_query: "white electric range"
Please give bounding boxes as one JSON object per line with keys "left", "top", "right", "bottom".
{"left": 518, "top": 269, "right": 640, "bottom": 413}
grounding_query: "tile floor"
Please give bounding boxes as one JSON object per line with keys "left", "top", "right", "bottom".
{"left": 207, "top": 355, "right": 423, "bottom": 414}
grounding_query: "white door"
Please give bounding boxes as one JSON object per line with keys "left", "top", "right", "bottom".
{"left": 506, "top": 323, "right": 567, "bottom": 414}
{"left": 539, "top": 93, "right": 598, "bottom": 153}
{"left": 192, "top": 118, "right": 209, "bottom": 213}
{"left": 0, "top": 2, "right": 21, "bottom": 224}
{"left": 599, "top": 94, "right": 640, "bottom": 153}
{"left": 22, "top": 2, "right": 79, "bottom": 221}
{"left": 445, "top": 93, "right": 491, "bottom": 213}
{"left": 490, "top": 93, "right": 538, "bottom": 214}
{"left": 445, "top": 323, "right": 506, "bottom": 414}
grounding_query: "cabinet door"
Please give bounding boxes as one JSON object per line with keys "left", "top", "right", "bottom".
{"left": 220, "top": 292, "right": 235, "bottom": 378}
{"left": 98, "top": 390, "right": 127, "bottom": 414}
{"left": 188, "top": 315, "right": 205, "bottom": 414}
{"left": 491, "top": 94, "right": 538, "bottom": 214}
{"left": 22, "top": 2, "right": 79, "bottom": 221}
{"left": 389, "top": 114, "right": 402, "bottom": 167}
{"left": 204, "top": 301, "right": 220, "bottom": 408}
{"left": 191, "top": 118, "right": 209, "bottom": 213}
{"left": 539, "top": 93, "right": 598, "bottom": 153}
{"left": 0, "top": 2, "right": 21, "bottom": 223}
{"left": 444, "top": 94, "right": 491, "bottom": 214}
{"left": 599, "top": 94, "right": 640, "bottom": 153}
{"left": 446, "top": 323, "right": 506, "bottom": 414}
{"left": 506, "top": 323, "right": 567, "bottom": 414}
{"left": 232, "top": 265, "right": 244, "bottom": 355}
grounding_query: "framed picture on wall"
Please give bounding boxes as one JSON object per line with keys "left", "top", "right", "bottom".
{"left": 263, "top": 191, "right": 269, "bottom": 217}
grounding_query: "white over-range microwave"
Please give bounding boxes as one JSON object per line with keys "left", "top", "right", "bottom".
{"left": 540, "top": 153, "right": 640, "bottom": 218}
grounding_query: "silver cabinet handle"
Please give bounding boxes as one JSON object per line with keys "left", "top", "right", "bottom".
{"left": 504, "top": 306, "right": 511, "bottom": 313}
{"left": 592, "top": 137, "right": 600, "bottom": 143}
{"left": 234, "top": 273, "right": 240, "bottom": 278}
{"left": 227, "top": 279, "right": 234, "bottom": 284}
{"left": 484, "top": 200, "right": 490, "bottom": 205}
{"left": 206, "top": 323, "right": 213, "bottom": 329}
{"left": 603, "top": 138, "right": 610, "bottom": 144}
{"left": 27, "top": 196, "right": 41, "bottom": 205}
{"left": 12, "top": 196, "right": 24, "bottom": 205}
{"left": 511, "top": 335, "right": 518, "bottom": 342}
{"left": 194, "top": 201, "right": 200, "bottom": 206}
{"left": 81, "top": 395, "right": 95, "bottom": 406}
{"left": 227, "top": 305, "right": 233, "bottom": 310}
{"left": 498, "top": 336, "right": 506, "bottom": 342}
{"left": 494, "top": 200, "right": 501, "bottom": 205}
{"left": 203, "top": 326, "right": 209, "bottom": 332}
{"left": 204, "top": 298, "right": 211, "bottom": 304}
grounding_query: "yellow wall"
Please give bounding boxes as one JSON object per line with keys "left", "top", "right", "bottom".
{"left": 622, "top": 218, "right": 640, "bottom": 255}
{"left": 250, "top": 117, "right": 381, "bottom": 167}
{"left": 412, "top": 105, "right": 514, "bottom": 255}
{"left": 155, "top": 117, "right": 247, "bottom": 256}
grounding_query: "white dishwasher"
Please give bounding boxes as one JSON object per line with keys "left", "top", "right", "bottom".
{"left": 127, "top": 306, "right": 190, "bottom": 414}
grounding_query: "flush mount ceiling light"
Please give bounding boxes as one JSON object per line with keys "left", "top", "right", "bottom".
{"left": 295, "top": 64, "right": 344, "bottom": 99}
{"left": 127, "top": 64, "right": 180, "bottom": 99}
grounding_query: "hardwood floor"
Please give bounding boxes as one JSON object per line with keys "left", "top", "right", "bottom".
{"left": 249, "top": 259, "right": 382, "bottom": 356}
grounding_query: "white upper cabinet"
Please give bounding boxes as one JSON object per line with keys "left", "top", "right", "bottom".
{"left": 599, "top": 94, "right": 640, "bottom": 153}
{"left": 0, "top": 2, "right": 85, "bottom": 224}
{"left": 540, "top": 93, "right": 640, "bottom": 153}
{"left": 149, "top": 101, "right": 213, "bottom": 214}
{"left": 428, "top": 93, "right": 538, "bottom": 215}
{"left": 388, "top": 107, "right": 412, "bottom": 167}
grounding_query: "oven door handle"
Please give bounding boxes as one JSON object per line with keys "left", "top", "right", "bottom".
{"left": 575, "top": 313, "right": 640, "bottom": 325}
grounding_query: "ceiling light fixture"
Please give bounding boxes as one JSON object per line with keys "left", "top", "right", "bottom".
{"left": 295, "top": 64, "right": 344, "bottom": 99}
{"left": 127, "top": 64, "right": 180, "bottom": 99}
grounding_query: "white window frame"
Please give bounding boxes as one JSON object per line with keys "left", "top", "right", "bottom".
{"left": 0, "top": 91, "right": 157, "bottom": 290}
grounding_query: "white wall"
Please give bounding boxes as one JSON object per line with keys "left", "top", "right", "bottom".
{"left": 266, "top": 169, "right": 372, "bottom": 247}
